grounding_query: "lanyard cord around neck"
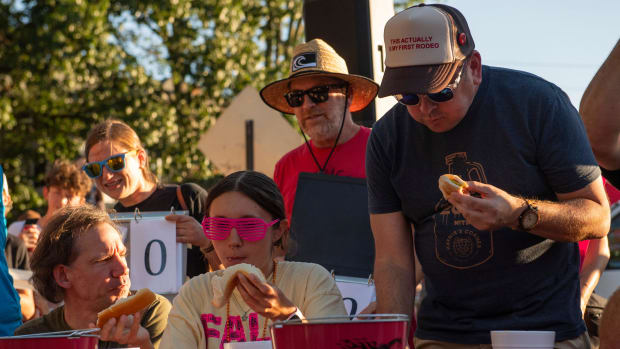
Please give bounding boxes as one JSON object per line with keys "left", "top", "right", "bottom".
{"left": 301, "top": 85, "right": 350, "bottom": 174}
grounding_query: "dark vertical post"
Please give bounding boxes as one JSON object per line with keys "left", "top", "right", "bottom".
{"left": 245, "top": 119, "right": 254, "bottom": 170}
{"left": 303, "top": 0, "right": 376, "bottom": 127}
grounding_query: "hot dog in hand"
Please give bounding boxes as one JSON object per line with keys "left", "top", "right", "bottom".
{"left": 96, "top": 288, "right": 156, "bottom": 328}
{"left": 211, "top": 263, "right": 266, "bottom": 308}
{"left": 438, "top": 174, "right": 469, "bottom": 199}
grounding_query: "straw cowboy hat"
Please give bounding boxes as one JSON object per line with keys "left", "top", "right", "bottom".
{"left": 260, "top": 39, "right": 379, "bottom": 114}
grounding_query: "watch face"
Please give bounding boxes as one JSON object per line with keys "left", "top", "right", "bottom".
{"left": 522, "top": 210, "right": 539, "bottom": 230}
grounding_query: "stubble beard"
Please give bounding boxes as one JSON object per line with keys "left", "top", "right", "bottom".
{"left": 302, "top": 116, "right": 342, "bottom": 147}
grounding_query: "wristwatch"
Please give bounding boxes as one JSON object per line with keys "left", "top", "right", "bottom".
{"left": 518, "top": 199, "right": 539, "bottom": 231}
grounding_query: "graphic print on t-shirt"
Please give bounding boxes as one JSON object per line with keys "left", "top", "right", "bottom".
{"left": 433, "top": 152, "right": 493, "bottom": 269}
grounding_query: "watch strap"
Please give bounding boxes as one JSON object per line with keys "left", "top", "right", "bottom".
{"left": 518, "top": 199, "right": 538, "bottom": 231}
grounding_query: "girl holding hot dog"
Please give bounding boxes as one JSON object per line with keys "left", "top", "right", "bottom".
{"left": 160, "top": 171, "right": 346, "bottom": 348}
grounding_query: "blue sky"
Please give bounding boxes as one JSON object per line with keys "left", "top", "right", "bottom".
{"left": 437, "top": 0, "right": 620, "bottom": 108}
{"left": 109, "top": 0, "right": 620, "bottom": 110}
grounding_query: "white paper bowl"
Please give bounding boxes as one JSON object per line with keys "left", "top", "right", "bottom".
{"left": 223, "top": 341, "right": 272, "bottom": 349}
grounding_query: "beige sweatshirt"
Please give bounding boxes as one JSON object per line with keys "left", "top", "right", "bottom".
{"left": 160, "top": 261, "right": 347, "bottom": 349}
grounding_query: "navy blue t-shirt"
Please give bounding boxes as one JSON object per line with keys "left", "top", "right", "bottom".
{"left": 367, "top": 66, "right": 599, "bottom": 344}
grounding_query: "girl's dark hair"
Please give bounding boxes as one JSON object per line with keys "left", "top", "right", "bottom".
{"left": 205, "top": 171, "right": 289, "bottom": 251}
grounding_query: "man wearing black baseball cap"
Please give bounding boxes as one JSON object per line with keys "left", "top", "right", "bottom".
{"left": 367, "top": 4, "right": 609, "bottom": 348}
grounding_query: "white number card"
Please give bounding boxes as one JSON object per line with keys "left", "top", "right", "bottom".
{"left": 335, "top": 275, "right": 375, "bottom": 316}
{"left": 129, "top": 218, "right": 181, "bottom": 294}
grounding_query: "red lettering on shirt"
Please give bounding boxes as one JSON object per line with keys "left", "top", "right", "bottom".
{"left": 200, "top": 312, "right": 271, "bottom": 349}
{"left": 222, "top": 315, "right": 246, "bottom": 348}
{"left": 200, "top": 313, "right": 222, "bottom": 340}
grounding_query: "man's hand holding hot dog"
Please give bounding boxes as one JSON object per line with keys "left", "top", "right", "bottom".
{"left": 446, "top": 179, "right": 609, "bottom": 242}
{"left": 446, "top": 181, "right": 523, "bottom": 232}
{"left": 90, "top": 312, "right": 153, "bottom": 349}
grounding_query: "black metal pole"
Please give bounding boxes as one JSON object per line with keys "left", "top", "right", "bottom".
{"left": 245, "top": 120, "right": 254, "bottom": 170}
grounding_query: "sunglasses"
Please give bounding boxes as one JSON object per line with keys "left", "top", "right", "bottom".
{"left": 82, "top": 150, "right": 137, "bottom": 179}
{"left": 395, "top": 59, "right": 467, "bottom": 106}
{"left": 284, "top": 84, "right": 347, "bottom": 108}
{"left": 395, "top": 88, "right": 455, "bottom": 106}
{"left": 202, "top": 217, "right": 280, "bottom": 242}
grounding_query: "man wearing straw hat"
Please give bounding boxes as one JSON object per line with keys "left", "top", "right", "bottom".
{"left": 260, "top": 38, "right": 379, "bottom": 223}
{"left": 366, "top": 4, "right": 609, "bottom": 348}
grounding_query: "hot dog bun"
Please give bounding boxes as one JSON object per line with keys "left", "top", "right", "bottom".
{"left": 212, "top": 263, "right": 265, "bottom": 308}
{"left": 96, "top": 288, "right": 156, "bottom": 328}
{"left": 438, "top": 174, "right": 469, "bottom": 199}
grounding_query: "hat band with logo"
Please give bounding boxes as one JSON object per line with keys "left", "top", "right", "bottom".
{"left": 260, "top": 38, "right": 378, "bottom": 114}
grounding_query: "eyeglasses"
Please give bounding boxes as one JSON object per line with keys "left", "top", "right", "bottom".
{"left": 395, "top": 59, "right": 467, "bottom": 106}
{"left": 202, "top": 217, "right": 280, "bottom": 242}
{"left": 82, "top": 150, "right": 137, "bottom": 179}
{"left": 284, "top": 84, "right": 347, "bottom": 108}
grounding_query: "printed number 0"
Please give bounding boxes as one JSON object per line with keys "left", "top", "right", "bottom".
{"left": 343, "top": 297, "right": 358, "bottom": 316}
{"left": 144, "top": 239, "right": 167, "bottom": 276}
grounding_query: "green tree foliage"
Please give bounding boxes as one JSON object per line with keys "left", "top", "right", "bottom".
{"left": 0, "top": 0, "right": 418, "bottom": 219}
{"left": 0, "top": 0, "right": 303, "bottom": 218}
{"left": 0, "top": 0, "right": 161, "bottom": 216}
{"left": 107, "top": 0, "right": 305, "bottom": 181}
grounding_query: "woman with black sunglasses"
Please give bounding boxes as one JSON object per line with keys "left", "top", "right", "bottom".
{"left": 160, "top": 170, "right": 346, "bottom": 348}
{"left": 83, "top": 119, "right": 221, "bottom": 278}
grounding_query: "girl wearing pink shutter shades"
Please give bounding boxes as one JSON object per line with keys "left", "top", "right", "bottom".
{"left": 160, "top": 171, "right": 346, "bottom": 348}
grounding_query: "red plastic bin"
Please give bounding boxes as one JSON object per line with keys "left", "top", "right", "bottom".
{"left": 270, "top": 314, "right": 409, "bottom": 349}
{"left": 0, "top": 329, "right": 98, "bottom": 349}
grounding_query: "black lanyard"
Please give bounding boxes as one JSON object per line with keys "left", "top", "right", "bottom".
{"left": 301, "top": 85, "right": 350, "bottom": 173}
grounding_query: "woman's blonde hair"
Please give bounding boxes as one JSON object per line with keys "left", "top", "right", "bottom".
{"left": 85, "top": 119, "right": 157, "bottom": 185}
